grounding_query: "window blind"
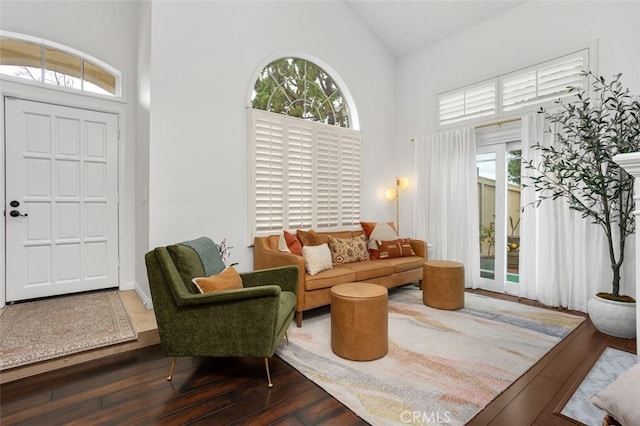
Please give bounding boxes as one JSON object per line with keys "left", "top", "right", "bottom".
{"left": 503, "top": 51, "right": 586, "bottom": 112}
{"left": 250, "top": 109, "right": 362, "bottom": 238}
{"left": 438, "top": 81, "right": 496, "bottom": 126}
{"left": 437, "top": 48, "right": 590, "bottom": 128}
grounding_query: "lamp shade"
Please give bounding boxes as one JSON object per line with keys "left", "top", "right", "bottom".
{"left": 385, "top": 188, "right": 397, "bottom": 200}
{"left": 397, "top": 177, "right": 409, "bottom": 189}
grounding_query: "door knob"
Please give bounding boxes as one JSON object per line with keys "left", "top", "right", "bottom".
{"left": 9, "top": 210, "right": 28, "bottom": 218}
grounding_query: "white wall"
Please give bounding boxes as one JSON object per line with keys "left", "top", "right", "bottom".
{"left": 149, "top": 1, "right": 397, "bottom": 274}
{"left": 0, "top": 0, "right": 141, "bottom": 297}
{"left": 135, "top": 0, "right": 152, "bottom": 306}
{"left": 396, "top": 1, "right": 640, "bottom": 297}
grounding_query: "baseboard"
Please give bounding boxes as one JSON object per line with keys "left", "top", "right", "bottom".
{"left": 135, "top": 285, "right": 153, "bottom": 309}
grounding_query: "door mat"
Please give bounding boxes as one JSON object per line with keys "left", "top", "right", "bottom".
{"left": 0, "top": 290, "right": 137, "bottom": 370}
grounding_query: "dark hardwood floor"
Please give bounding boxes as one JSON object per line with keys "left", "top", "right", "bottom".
{"left": 1, "top": 289, "right": 636, "bottom": 425}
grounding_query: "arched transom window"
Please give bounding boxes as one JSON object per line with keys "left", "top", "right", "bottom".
{"left": 249, "top": 57, "right": 361, "bottom": 238}
{"left": 0, "top": 33, "right": 120, "bottom": 97}
{"left": 252, "top": 58, "right": 350, "bottom": 128}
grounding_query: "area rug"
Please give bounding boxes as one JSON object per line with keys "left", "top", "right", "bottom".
{"left": 559, "top": 347, "right": 637, "bottom": 425}
{"left": 276, "top": 286, "right": 584, "bottom": 426}
{"left": 0, "top": 290, "right": 137, "bottom": 370}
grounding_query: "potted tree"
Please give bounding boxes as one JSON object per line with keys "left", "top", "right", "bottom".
{"left": 479, "top": 221, "right": 496, "bottom": 279}
{"left": 524, "top": 71, "right": 639, "bottom": 338}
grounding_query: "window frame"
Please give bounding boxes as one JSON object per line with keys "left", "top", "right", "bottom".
{"left": 249, "top": 109, "right": 362, "bottom": 240}
{"left": 437, "top": 45, "right": 595, "bottom": 129}
{"left": 0, "top": 31, "right": 121, "bottom": 98}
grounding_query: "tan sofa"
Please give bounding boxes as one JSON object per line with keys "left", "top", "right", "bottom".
{"left": 254, "top": 230, "right": 427, "bottom": 326}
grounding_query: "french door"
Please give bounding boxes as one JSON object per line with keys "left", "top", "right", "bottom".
{"left": 5, "top": 98, "right": 119, "bottom": 302}
{"left": 477, "top": 141, "right": 521, "bottom": 294}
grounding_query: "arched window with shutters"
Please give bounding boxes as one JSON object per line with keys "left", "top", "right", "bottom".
{"left": 249, "top": 57, "right": 361, "bottom": 238}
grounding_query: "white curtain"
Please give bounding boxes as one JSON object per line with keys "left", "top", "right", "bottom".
{"left": 413, "top": 127, "right": 480, "bottom": 288}
{"left": 519, "top": 114, "right": 634, "bottom": 312}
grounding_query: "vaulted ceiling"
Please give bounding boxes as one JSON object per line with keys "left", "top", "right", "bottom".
{"left": 345, "top": 0, "right": 526, "bottom": 57}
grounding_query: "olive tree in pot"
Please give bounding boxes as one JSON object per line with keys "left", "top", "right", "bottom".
{"left": 524, "top": 72, "right": 639, "bottom": 338}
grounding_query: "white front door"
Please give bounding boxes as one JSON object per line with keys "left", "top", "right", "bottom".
{"left": 5, "top": 98, "right": 119, "bottom": 302}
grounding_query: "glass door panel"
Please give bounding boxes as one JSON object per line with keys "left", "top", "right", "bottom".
{"left": 477, "top": 142, "right": 521, "bottom": 294}
{"left": 506, "top": 148, "right": 521, "bottom": 291}
{"left": 477, "top": 152, "right": 496, "bottom": 281}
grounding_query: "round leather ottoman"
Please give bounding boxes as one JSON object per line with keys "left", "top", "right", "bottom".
{"left": 330, "top": 283, "right": 388, "bottom": 361}
{"left": 423, "top": 260, "right": 465, "bottom": 310}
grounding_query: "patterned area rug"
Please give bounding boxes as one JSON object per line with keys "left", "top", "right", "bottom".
{"left": 276, "top": 286, "right": 584, "bottom": 426}
{"left": 0, "top": 291, "right": 137, "bottom": 370}
{"left": 559, "top": 347, "right": 637, "bottom": 425}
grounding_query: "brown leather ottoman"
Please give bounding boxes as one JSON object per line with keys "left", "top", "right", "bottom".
{"left": 423, "top": 260, "right": 464, "bottom": 310}
{"left": 330, "top": 283, "right": 388, "bottom": 361}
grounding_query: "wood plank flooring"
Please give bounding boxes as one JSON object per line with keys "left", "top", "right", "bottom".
{"left": 1, "top": 289, "right": 636, "bottom": 425}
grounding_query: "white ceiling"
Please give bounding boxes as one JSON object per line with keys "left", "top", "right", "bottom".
{"left": 345, "top": 0, "right": 526, "bottom": 57}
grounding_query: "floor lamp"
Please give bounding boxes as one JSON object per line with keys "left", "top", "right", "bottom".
{"left": 385, "top": 177, "right": 409, "bottom": 235}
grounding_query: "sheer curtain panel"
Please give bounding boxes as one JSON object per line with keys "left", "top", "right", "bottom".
{"left": 413, "top": 127, "right": 480, "bottom": 288}
{"left": 519, "top": 114, "right": 633, "bottom": 312}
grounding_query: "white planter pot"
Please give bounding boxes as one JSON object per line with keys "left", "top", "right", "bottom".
{"left": 587, "top": 295, "right": 636, "bottom": 338}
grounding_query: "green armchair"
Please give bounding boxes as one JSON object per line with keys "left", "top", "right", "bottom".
{"left": 145, "top": 237, "right": 298, "bottom": 387}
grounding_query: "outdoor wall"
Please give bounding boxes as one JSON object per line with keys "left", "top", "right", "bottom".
{"left": 396, "top": 1, "right": 640, "bottom": 297}
{"left": 149, "top": 1, "right": 397, "bottom": 276}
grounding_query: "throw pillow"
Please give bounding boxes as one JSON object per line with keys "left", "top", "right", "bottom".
{"left": 192, "top": 266, "right": 243, "bottom": 293}
{"left": 297, "top": 229, "right": 319, "bottom": 246}
{"left": 327, "top": 235, "right": 370, "bottom": 264}
{"left": 360, "top": 221, "right": 398, "bottom": 259}
{"left": 589, "top": 362, "right": 640, "bottom": 426}
{"left": 302, "top": 243, "right": 333, "bottom": 275}
{"left": 297, "top": 229, "right": 329, "bottom": 247}
{"left": 166, "top": 244, "right": 206, "bottom": 293}
{"left": 283, "top": 230, "right": 303, "bottom": 255}
{"left": 277, "top": 232, "right": 291, "bottom": 253}
{"left": 377, "top": 238, "right": 415, "bottom": 259}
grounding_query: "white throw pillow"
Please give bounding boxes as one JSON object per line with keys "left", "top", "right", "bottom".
{"left": 589, "top": 361, "right": 640, "bottom": 426}
{"left": 302, "top": 243, "right": 333, "bottom": 275}
{"left": 277, "top": 231, "right": 291, "bottom": 253}
{"left": 368, "top": 222, "right": 398, "bottom": 251}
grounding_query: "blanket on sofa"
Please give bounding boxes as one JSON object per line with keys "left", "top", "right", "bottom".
{"left": 178, "top": 237, "right": 225, "bottom": 276}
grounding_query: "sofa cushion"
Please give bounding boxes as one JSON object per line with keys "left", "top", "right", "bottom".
{"left": 327, "top": 235, "right": 370, "bottom": 265}
{"left": 377, "top": 238, "right": 415, "bottom": 259}
{"left": 297, "top": 229, "right": 329, "bottom": 246}
{"left": 361, "top": 221, "right": 398, "bottom": 259}
{"left": 305, "top": 267, "right": 356, "bottom": 291}
{"left": 340, "top": 260, "right": 394, "bottom": 281}
{"left": 302, "top": 243, "right": 333, "bottom": 275}
{"left": 277, "top": 232, "right": 290, "bottom": 253}
{"left": 166, "top": 244, "right": 205, "bottom": 293}
{"left": 283, "top": 230, "right": 303, "bottom": 255}
{"left": 192, "top": 266, "right": 243, "bottom": 293}
{"left": 372, "top": 256, "right": 425, "bottom": 273}
{"left": 589, "top": 362, "right": 640, "bottom": 426}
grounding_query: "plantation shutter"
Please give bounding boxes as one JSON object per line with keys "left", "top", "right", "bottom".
{"left": 438, "top": 81, "right": 496, "bottom": 127}
{"left": 502, "top": 50, "right": 587, "bottom": 112}
{"left": 250, "top": 109, "right": 362, "bottom": 238}
{"left": 254, "top": 113, "right": 285, "bottom": 233}
{"left": 341, "top": 130, "right": 361, "bottom": 227}
{"left": 287, "top": 122, "right": 314, "bottom": 229}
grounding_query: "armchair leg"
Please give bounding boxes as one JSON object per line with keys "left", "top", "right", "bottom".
{"left": 167, "top": 357, "right": 177, "bottom": 381}
{"left": 285, "top": 332, "right": 290, "bottom": 346}
{"left": 264, "top": 358, "right": 273, "bottom": 388}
